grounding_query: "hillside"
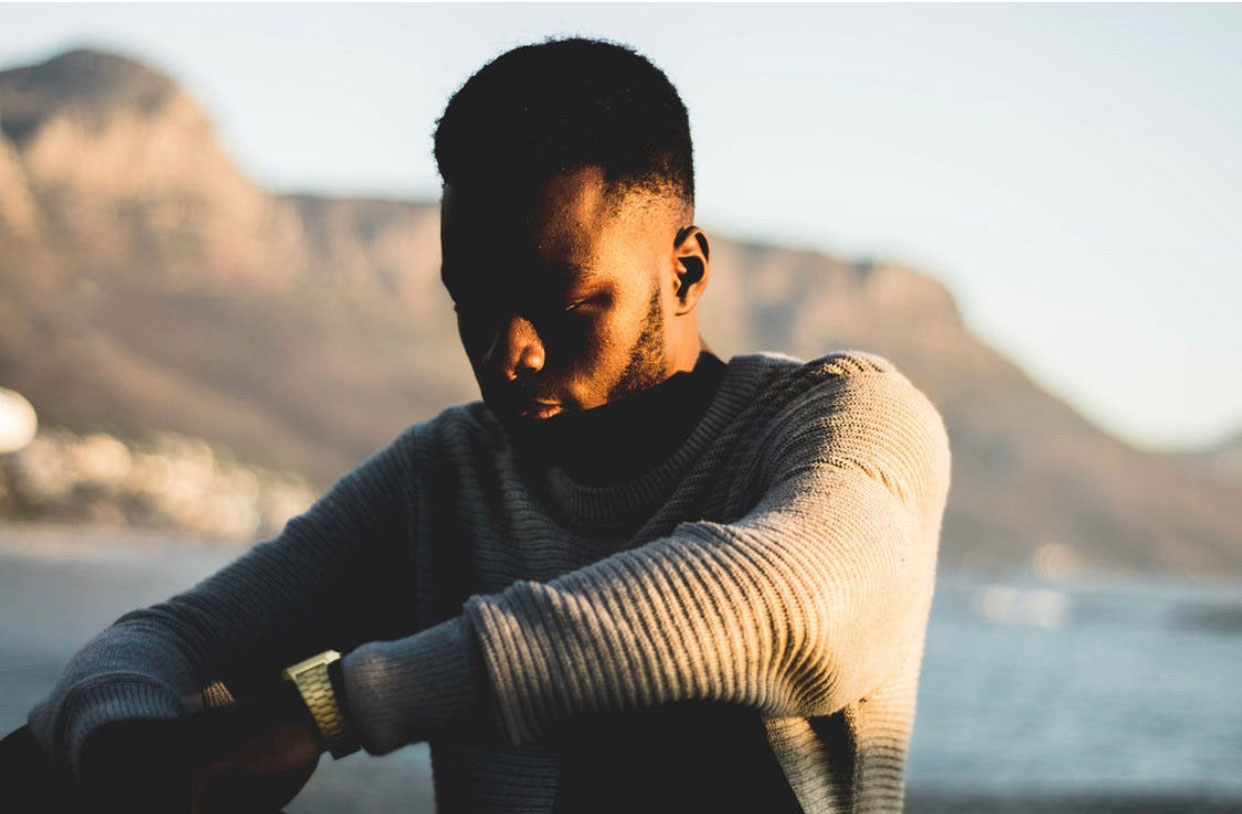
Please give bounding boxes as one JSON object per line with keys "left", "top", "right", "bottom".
{"left": 3, "top": 48, "right": 1241, "bottom": 577}
{"left": 1172, "top": 429, "right": 1242, "bottom": 491}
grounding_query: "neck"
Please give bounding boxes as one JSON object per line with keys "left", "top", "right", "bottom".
{"left": 508, "top": 350, "right": 727, "bottom": 486}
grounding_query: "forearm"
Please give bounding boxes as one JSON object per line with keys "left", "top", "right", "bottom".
{"left": 27, "top": 429, "right": 420, "bottom": 776}
{"left": 27, "top": 596, "right": 245, "bottom": 777}
{"left": 337, "top": 367, "right": 950, "bottom": 752}
{"left": 28, "top": 655, "right": 189, "bottom": 779}
{"left": 462, "top": 467, "right": 938, "bottom": 746}
{"left": 339, "top": 615, "right": 494, "bottom": 754}
{"left": 340, "top": 469, "right": 940, "bottom": 754}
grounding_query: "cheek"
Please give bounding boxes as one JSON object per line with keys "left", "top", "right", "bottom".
{"left": 546, "top": 311, "right": 612, "bottom": 374}
{"left": 568, "top": 303, "right": 647, "bottom": 385}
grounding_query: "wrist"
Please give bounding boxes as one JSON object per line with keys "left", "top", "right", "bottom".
{"left": 327, "top": 657, "right": 349, "bottom": 727}
{"left": 59, "top": 675, "right": 185, "bottom": 782}
{"left": 340, "top": 616, "right": 493, "bottom": 755}
{"left": 277, "top": 679, "right": 322, "bottom": 749}
{"left": 281, "top": 650, "right": 361, "bottom": 760}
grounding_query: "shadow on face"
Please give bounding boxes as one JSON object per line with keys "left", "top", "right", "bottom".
{"left": 439, "top": 165, "right": 705, "bottom": 429}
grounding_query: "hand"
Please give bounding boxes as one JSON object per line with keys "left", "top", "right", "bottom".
{"left": 187, "top": 698, "right": 323, "bottom": 814}
{"left": 78, "top": 683, "right": 323, "bottom": 813}
{"left": 77, "top": 717, "right": 198, "bottom": 813}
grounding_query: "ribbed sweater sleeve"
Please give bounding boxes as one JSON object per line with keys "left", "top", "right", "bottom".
{"left": 26, "top": 428, "right": 430, "bottom": 779}
{"left": 461, "top": 360, "right": 951, "bottom": 746}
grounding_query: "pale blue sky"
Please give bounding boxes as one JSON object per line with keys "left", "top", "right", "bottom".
{"left": 3, "top": 3, "right": 1239, "bottom": 452}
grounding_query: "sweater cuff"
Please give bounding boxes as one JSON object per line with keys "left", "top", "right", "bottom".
{"left": 46, "top": 676, "right": 185, "bottom": 780}
{"left": 340, "top": 615, "right": 492, "bottom": 755}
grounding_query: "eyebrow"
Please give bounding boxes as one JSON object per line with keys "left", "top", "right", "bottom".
{"left": 553, "top": 261, "right": 598, "bottom": 282}
{"left": 440, "top": 260, "right": 598, "bottom": 288}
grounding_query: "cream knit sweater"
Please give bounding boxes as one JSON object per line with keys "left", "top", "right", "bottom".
{"left": 29, "top": 349, "right": 951, "bottom": 813}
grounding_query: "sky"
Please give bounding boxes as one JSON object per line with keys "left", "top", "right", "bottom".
{"left": 2, "top": 3, "right": 1239, "bottom": 452}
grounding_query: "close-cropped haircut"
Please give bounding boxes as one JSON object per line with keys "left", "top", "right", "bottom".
{"left": 434, "top": 37, "right": 694, "bottom": 208}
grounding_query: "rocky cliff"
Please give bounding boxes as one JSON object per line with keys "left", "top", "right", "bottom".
{"left": 3, "top": 48, "right": 1240, "bottom": 577}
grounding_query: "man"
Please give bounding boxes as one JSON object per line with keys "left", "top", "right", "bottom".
{"left": 23, "top": 37, "right": 951, "bottom": 812}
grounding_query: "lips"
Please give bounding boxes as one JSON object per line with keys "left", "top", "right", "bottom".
{"left": 518, "top": 400, "right": 564, "bottom": 420}
{"left": 482, "top": 379, "right": 569, "bottom": 422}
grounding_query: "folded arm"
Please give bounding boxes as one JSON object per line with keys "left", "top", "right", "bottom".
{"left": 343, "top": 365, "right": 952, "bottom": 752}
{"left": 27, "top": 427, "right": 424, "bottom": 779}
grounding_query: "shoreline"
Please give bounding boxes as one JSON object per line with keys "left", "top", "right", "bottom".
{"left": 4, "top": 520, "right": 1241, "bottom": 594}
{"left": 0, "top": 519, "right": 240, "bottom": 561}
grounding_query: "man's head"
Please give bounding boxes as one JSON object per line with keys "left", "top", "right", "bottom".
{"left": 434, "top": 37, "right": 711, "bottom": 431}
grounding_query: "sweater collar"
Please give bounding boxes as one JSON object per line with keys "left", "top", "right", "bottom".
{"left": 506, "top": 350, "right": 727, "bottom": 488}
{"left": 526, "top": 353, "right": 772, "bottom": 529}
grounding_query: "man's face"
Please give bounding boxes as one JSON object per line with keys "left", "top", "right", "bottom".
{"left": 440, "top": 166, "right": 688, "bottom": 430}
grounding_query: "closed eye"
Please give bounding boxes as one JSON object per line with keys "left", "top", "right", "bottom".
{"left": 564, "top": 293, "right": 604, "bottom": 313}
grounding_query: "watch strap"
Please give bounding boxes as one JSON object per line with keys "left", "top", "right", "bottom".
{"left": 282, "top": 650, "right": 360, "bottom": 759}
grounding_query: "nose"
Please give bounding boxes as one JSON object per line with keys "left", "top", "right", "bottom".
{"left": 483, "top": 313, "right": 546, "bottom": 381}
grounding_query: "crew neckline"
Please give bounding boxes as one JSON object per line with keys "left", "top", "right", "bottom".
{"left": 527, "top": 350, "right": 727, "bottom": 487}
{"left": 536, "top": 353, "right": 777, "bottom": 528}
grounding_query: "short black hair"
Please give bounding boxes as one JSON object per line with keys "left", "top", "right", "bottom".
{"left": 433, "top": 37, "right": 694, "bottom": 208}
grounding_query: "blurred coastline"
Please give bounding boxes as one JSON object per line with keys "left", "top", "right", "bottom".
{"left": 0, "top": 427, "right": 315, "bottom": 544}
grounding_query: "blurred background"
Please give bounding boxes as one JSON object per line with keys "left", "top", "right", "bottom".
{"left": 1, "top": 4, "right": 1240, "bottom": 812}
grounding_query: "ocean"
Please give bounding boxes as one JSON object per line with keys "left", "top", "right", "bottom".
{"left": 2, "top": 526, "right": 1239, "bottom": 812}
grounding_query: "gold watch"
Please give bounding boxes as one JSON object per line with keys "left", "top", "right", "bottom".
{"left": 282, "top": 649, "right": 360, "bottom": 759}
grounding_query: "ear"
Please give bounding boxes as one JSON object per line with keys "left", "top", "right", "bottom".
{"left": 671, "top": 225, "right": 711, "bottom": 316}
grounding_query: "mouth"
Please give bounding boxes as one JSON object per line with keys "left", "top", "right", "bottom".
{"left": 517, "top": 401, "right": 564, "bottom": 420}
{"left": 482, "top": 380, "right": 570, "bottom": 423}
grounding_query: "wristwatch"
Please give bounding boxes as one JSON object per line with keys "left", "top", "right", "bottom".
{"left": 281, "top": 650, "right": 361, "bottom": 759}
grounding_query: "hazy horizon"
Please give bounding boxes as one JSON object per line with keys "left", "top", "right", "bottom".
{"left": 3, "top": 3, "right": 1240, "bottom": 452}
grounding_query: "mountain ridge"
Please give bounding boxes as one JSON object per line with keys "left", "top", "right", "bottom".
{"left": 2, "top": 47, "right": 1240, "bottom": 578}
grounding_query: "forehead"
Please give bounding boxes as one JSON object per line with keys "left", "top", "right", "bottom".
{"left": 441, "top": 167, "right": 637, "bottom": 270}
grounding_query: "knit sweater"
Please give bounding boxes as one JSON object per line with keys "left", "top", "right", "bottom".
{"left": 28, "top": 348, "right": 952, "bottom": 813}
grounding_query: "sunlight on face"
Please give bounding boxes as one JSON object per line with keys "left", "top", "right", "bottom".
{"left": 440, "top": 166, "right": 685, "bottom": 428}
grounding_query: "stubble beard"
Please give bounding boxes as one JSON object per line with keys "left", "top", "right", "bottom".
{"left": 607, "top": 282, "right": 668, "bottom": 403}
{"left": 502, "top": 282, "right": 669, "bottom": 473}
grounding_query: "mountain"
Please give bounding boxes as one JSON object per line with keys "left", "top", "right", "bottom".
{"left": 1172, "top": 429, "right": 1242, "bottom": 490}
{"left": 0, "top": 49, "right": 463, "bottom": 480}
{"left": 3, "top": 48, "right": 1241, "bottom": 578}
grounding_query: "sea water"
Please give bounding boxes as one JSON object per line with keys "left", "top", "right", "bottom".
{"left": 909, "top": 572, "right": 1242, "bottom": 801}
{"left": 2, "top": 530, "right": 1240, "bottom": 810}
